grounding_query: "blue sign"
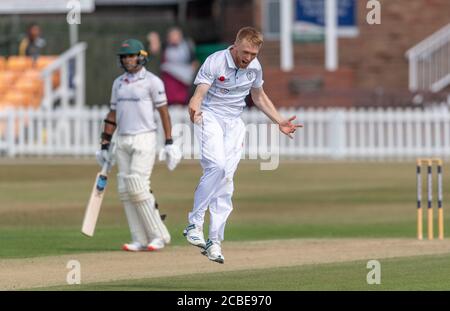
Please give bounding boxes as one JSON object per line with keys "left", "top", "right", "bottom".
{"left": 293, "top": 0, "right": 358, "bottom": 41}
{"left": 295, "top": 0, "right": 356, "bottom": 27}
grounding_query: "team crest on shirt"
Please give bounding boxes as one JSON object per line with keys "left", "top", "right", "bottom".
{"left": 246, "top": 71, "right": 254, "bottom": 81}
{"left": 220, "top": 88, "right": 230, "bottom": 94}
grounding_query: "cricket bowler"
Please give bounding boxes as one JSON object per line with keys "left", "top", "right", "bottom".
{"left": 183, "top": 27, "right": 302, "bottom": 263}
{"left": 97, "top": 38, "right": 181, "bottom": 252}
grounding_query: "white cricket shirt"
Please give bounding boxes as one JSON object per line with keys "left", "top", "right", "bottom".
{"left": 194, "top": 47, "right": 264, "bottom": 119}
{"left": 110, "top": 67, "right": 167, "bottom": 135}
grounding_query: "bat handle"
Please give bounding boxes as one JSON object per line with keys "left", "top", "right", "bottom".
{"left": 100, "top": 162, "right": 109, "bottom": 175}
{"left": 100, "top": 139, "right": 116, "bottom": 175}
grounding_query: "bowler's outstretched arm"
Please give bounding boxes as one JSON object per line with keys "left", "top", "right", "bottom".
{"left": 251, "top": 87, "right": 303, "bottom": 138}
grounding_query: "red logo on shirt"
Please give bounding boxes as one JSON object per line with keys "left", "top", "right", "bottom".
{"left": 218, "top": 76, "right": 226, "bottom": 82}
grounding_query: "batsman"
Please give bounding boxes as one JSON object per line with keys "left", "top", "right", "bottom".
{"left": 97, "top": 39, "right": 181, "bottom": 252}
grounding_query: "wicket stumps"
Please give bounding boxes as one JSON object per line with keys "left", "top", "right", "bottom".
{"left": 416, "top": 158, "right": 444, "bottom": 240}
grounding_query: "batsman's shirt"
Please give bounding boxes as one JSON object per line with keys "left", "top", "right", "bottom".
{"left": 194, "top": 47, "right": 264, "bottom": 119}
{"left": 110, "top": 67, "right": 167, "bottom": 135}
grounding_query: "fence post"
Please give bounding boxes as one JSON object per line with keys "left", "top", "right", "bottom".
{"left": 6, "top": 108, "right": 16, "bottom": 158}
{"left": 409, "top": 56, "right": 418, "bottom": 91}
{"left": 328, "top": 108, "right": 346, "bottom": 159}
{"left": 75, "top": 49, "right": 86, "bottom": 108}
{"left": 42, "top": 74, "right": 53, "bottom": 109}
{"left": 60, "top": 62, "right": 69, "bottom": 108}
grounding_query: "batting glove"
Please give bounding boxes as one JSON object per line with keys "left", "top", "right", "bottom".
{"left": 159, "top": 139, "right": 182, "bottom": 171}
{"left": 95, "top": 144, "right": 111, "bottom": 168}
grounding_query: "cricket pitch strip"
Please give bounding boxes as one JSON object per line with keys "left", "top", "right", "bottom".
{"left": 1, "top": 238, "right": 450, "bottom": 290}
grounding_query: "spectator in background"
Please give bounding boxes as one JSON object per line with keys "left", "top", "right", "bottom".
{"left": 148, "top": 27, "right": 198, "bottom": 105}
{"left": 146, "top": 31, "right": 162, "bottom": 76}
{"left": 18, "top": 23, "right": 46, "bottom": 60}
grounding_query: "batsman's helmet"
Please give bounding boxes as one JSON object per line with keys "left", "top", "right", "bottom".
{"left": 117, "top": 39, "right": 148, "bottom": 67}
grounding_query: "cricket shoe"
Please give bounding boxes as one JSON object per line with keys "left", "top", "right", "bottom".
{"left": 122, "top": 242, "right": 147, "bottom": 252}
{"left": 147, "top": 238, "right": 165, "bottom": 251}
{"left": 201, "top": 239, "right": 225, "bottom": 264}
{"left": 183, "top": 224, "right": 206, "bottom": 249}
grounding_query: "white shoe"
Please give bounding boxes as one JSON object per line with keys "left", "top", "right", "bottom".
{"left": 202, "top": 239, "right": 225, "bottom": 264}
{"left": 147, "top": 238, "right": 165, "bottom": 251}
{"left": 183, "top": 224, "right": 206, "bottom": 249}
{"left": 122, "top": 241, "right": 147, "bottom": 252}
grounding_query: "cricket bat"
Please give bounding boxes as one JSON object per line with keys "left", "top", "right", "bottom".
{"left": 81, "top": 144, "right": 115, "bottom": 237}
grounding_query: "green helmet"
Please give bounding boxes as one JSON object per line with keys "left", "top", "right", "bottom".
{"left": 117, "top": 39, "right": 148, "bottom": 68}
{"left": 117, "top": 39, "right": 147, "bottom": 56}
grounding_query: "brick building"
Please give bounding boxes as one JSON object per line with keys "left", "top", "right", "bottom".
{"left": 220, "top": 0, "right": 450, "bottom": 107}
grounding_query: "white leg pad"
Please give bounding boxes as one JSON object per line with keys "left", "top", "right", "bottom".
{"left": 117, "top": 173, "right": 148, "bottom": 246}
{"left": 124, "top": 174, "right": 171, "bottom": 244}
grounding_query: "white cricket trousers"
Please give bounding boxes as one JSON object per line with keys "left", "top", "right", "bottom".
{"left": 116, "top": 131, "right": 156, "bottom": 188}
{"left": 189, "top": 110, "right": 246, "bottom": 243}
{"left": 116, "top": 131, "right": 156, "bottom": 245}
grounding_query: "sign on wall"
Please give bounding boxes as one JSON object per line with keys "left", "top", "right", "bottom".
{"left": 294, "top": 0, "right": 358, "bottom": 42}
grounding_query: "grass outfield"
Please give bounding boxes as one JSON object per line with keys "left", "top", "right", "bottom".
{"left": 41, "top": 253, "right": 450, "bottom": 291}
{"left": 0, "top": 161, "right": 446, "bottom": 259}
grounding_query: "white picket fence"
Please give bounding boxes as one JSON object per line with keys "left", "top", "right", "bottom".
{"left": 0, "top": 107, "right": 106, "bottom": 157}
{"left": 1, "top": 105, "right": 450, "bottom": 160}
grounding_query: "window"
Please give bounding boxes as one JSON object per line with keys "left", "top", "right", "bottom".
{"left": 263, "top": 0, "right": 280, "bottom": 40}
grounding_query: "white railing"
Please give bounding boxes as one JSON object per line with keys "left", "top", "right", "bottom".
{"left": 41, "top": 42, "right": 87, "bottom": 109}
{"left": 406, "top": 23, "right": 450, "bottom": 92}
{"left": 1, "top": 105, "right": 450, "bottom": 160}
